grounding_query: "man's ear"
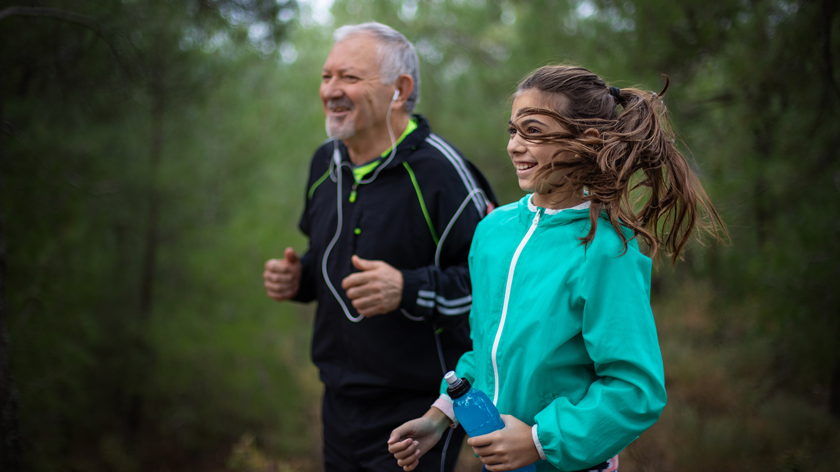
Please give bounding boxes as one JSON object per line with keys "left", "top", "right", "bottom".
{"left": 582, "top": 128, "right": 600, "bottom": 138}
{"left": 393, "top": 74, "right": 414, "bottom": 110}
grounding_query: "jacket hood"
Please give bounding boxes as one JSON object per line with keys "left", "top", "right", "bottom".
{"left": 518, "top": 194, "right": 592, "bottom": 228}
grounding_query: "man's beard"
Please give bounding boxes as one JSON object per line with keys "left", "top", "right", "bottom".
{"left": 325, "top": 115, "right": 355, "bottom": 140}
{"left": 325, "top": 97, "right": 356, "bottom": 140}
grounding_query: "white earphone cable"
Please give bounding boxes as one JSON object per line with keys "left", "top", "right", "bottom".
{"left": 322, "top": 140, "right": 364, "bottom": 323}
{"left": 322, "top": 92, "right": 400, "bottom": 323}
{"left": 435, "top": 187, "right": 488, "bottom": 268}
{"left": 321, "top": 90, "right": 469, "bottom": 472}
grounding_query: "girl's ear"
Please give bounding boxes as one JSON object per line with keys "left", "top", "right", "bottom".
{"left": 582, "top": 128, "right": 600, "bottom": 138}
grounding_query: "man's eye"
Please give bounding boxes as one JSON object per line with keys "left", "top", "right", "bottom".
{"left": 344, "top": 75, "right": 360, "bottom": 82}
{"left": 527, "top": 127, "right": 541, "bottom": 134}
{"left": 322, "top": 75, "right": 331, "bottom": 81}
{"left": 508, "top": 127, "right": 517, "bottom": 136}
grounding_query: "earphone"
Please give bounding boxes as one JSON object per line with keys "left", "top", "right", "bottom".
{"left": 392, "top": 90, "right": 400, "bottom": 102}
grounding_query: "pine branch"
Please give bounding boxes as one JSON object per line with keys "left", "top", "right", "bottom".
{"left": 0, "top": 6, "right": 97, "bottom": 28}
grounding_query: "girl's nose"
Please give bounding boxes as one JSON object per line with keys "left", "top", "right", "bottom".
{"left": 507, "top": 132, "right": 526, "bottom": 156}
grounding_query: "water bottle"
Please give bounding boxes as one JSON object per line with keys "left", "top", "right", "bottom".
{"left": 445, "top": 371, "right": 536, "bottom": 472}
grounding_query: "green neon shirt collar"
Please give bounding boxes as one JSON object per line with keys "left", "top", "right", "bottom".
{"left": 381, "top": 118, "right": 417, "bottom": 158}
{"left": 351, "top": 118, "right": 417, "bottom": 183}
{"left": 352, "top": 160, "right": 380, "bottom": 182}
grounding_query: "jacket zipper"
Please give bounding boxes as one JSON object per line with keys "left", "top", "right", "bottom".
{"left": 490, "top": 209, "right": 542, "bottom": 405}
{"left": 349, "top": 182, "right": 358, "bottom": 203}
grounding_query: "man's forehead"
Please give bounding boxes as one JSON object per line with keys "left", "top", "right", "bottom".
{"left": 334, "top": 31, "right": 378, "bottom": 49}
{"left": 324, "top": 35, "right": 380, "bottom": 69}
{"left": 322, "top": 64, "right": 365, "bottom": 74}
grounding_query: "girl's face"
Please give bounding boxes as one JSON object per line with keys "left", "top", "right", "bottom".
{"left": 507, "top": 89, "right": 573, "bottom": 194}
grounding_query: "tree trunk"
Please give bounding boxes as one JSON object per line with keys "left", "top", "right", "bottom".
{"left": 0, "top": 51, "right": 22, "bottom": 472}
{"left": 129, "top": 84, "right": 164, "bottom": 439}
{"left": 751, "top": 121, "right": 772, "bottom": 247}
{"left": 139, "top": 96, "right": 163, "bottom": 318}
{"left": 0, "top": 10, "right": 103, "bottom": 470}
{"left": 831, "top": 331, "right": 840, "bottom": 417}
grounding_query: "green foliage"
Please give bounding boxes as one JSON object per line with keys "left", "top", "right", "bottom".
{"left": 624, "top": 281, "right": 840, "bottom": 472}
{"left": 2, "top": 0, "right": 313, "bottom": 469}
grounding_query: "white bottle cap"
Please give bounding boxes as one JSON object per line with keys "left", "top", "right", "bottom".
{"left": 444, "top": 371, "right": 459, "bottom": 386}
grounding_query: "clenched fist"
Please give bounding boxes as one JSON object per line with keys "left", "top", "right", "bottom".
{"left": 341, "top": 255, "right": 403, "bottom": 317}
{"left": 264, "top": 247, "right": 302, "bottom": 301}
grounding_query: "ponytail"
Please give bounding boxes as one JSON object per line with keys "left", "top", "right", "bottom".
{"left": 516, "top": 65, "right": 727, "bottom": 263}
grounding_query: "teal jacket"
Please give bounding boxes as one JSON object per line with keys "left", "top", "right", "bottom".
{"left": 442, "top": 195, "right": 666, "bottom": 471}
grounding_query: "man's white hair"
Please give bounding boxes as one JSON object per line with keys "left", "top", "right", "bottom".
{"left": 333, "top": 22, "right": 420, "bottom": 113}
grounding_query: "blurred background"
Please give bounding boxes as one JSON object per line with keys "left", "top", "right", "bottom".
{"left": 1, "top": 0, "right": 838, "bottom": 470}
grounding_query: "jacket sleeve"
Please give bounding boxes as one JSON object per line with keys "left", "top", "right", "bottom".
{"left": 398, "top": 153, "right": 496, "bottom": 327}
{"left": 291, "top": 149, "right": 326, "bottom": 304}
{"left": 400, "top": 263, "right": 472, "bottom": 328}
{"left": 292, "top": 249, "right": 318, "bottom": 303}
{"left": 533, "top": 246, "right": 667, "bottom": 471}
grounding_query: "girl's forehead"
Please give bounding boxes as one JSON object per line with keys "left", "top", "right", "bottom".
{"left": 512, "top": 89, "right": 548, "bottom": 110}
{"left": 511, "top": 89, "right": 566, "bottom": 120}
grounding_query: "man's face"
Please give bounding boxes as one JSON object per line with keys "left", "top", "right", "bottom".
{"left": 320, "top": 34, "right": 393, "bottom": 142}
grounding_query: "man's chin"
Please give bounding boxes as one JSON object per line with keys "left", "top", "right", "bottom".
{"left": 326, "top": 117, "right": 355, "bottom": 140}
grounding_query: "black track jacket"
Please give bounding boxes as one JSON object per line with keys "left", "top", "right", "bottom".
{"left": 293, "top": 115, "right": 497, "bottom": 398}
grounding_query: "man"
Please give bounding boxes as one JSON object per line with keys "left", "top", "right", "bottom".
{"left": 263, "top": 23, "right": 496, "bottom": 472}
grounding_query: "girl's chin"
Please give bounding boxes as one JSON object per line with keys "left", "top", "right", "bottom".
{"left": 518, "top": 180, "right": 548, "bottom": 195}
{"left": 517, "top": 178, "right": 536, "bottom": 193}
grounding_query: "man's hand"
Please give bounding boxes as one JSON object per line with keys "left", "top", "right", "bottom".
{"left": 467, "top": 414, "right": 540, "bottom": 472}
{"left": 341, "top": 255, "right": 403, "bottom": 317}
{"left": 388, "top": 408, "right": 450, "bottom": 471}
{"left": 264, "top": 247, "right": 302, "bottom": 301}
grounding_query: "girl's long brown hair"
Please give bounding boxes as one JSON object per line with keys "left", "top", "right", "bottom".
{"left": 516, "top": 65, "right": 727, "bottom": 263}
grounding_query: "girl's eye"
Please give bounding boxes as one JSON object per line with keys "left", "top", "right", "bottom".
{"left": 527, "top": 127, "right": 541, "bottom": 134}
{"left": 508, "top": 127, "right": 517, "bottom": 136}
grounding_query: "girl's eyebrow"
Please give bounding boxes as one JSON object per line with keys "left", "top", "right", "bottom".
{"left": 511, "top": 117, "right": 546, "bottom": 128}
{"left": 515, "top": 107, "right": 553, "bottom": 118}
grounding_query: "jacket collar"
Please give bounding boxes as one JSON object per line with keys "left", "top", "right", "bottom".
{"left": 518, "top": 194, "right": 592, "bottom": 227}
{"left": 334, "top": 114, "right": 432, "bottom": 169}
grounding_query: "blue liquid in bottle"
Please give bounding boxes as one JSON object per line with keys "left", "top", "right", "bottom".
{"left": 445, "top": 371, "right": 536, "bottom": 472}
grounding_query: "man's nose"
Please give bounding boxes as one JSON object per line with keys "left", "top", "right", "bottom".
{"left": 321, "top": 78, "right": 344, "bottom": 99}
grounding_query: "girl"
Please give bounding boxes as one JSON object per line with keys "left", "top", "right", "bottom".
{"left": 387, "top": 65, "right": 726, "bottom": 472}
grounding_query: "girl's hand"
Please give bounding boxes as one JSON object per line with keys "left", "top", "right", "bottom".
{"left": 387, "top": 408, "right": 451, "bottom": 471}
{"left": 467, "top": 414, "right": 540, "bottom": 472}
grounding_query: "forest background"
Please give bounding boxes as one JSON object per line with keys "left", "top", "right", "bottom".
{"left": 1, "top": 0, "right": 838, "bottom": 471}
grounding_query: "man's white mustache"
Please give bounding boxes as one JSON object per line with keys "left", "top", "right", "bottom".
{"left": 327, "top": 98, "right": 354, "bottom": 111}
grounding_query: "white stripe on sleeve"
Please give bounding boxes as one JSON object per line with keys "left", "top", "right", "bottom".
{"left": 435, "top": 295, "right": 472, "bottom": 307}
{"left": 438, "top": 305, "right": 472, "bottom": 315}
{"left": 426, "top": 135, "right": 486, "bottom": 216}
{"left": 417, "top": 298, "right": 435, "bottom": 308}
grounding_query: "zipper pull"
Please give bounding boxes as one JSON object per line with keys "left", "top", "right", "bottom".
{"left": 532, "top": 210, "right": 541, "bottom": 225}
{"left": 349, "top": 182, "right": 358, "bottom": 203}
